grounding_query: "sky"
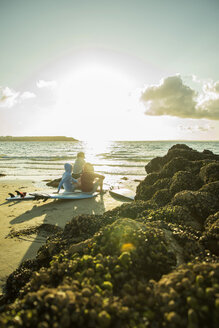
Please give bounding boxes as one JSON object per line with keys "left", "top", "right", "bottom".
{"left": 0, "top": 0, "right": 219, "bottom": 141}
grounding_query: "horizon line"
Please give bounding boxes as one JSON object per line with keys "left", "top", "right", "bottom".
{"left": 1, "top": 136, "right": 219, "bottom": 142}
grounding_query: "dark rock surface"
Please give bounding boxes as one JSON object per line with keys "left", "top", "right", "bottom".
{"left": 0, "top": 144, "right": 219, "bottom": 328}
{"left": 46, "top": 178, "right": 61, "bottom": 188}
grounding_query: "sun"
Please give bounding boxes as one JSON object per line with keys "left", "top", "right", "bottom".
{"left": 54, "top": 63, "right": 136, "bottom": 140}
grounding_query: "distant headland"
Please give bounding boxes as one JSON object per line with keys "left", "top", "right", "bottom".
{"left": 0, "top": 136, "right": 78, "bottom": 142}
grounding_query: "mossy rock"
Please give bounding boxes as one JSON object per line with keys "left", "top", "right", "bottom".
{"left": 199, "top": 162, "right": 219, "bottom": 184}
{"left": 151, "top": 188, "right": 172, "bottom": 206}
{"left": 0, "top": 219, "right": 177, "bottom": 328}
{"left": 145, "top": 156, "right": 165, "bottom": 174}
{"left": 200, "top": 212, "right": 219, "bottom": 256}
{"left": 171, "top": 191, "right": 219, "bottom": 224}
{"left": 199, "top": 181, "right": 219, "bottom": 199}
{"left": 170, "top": 171, "right": 203, "bottom": 196}
{"left": 153, "top": 262, "right": 219, "bottom": 328}
{"left": 168, "top": 144, "right": 194, "bottom": 151}
{"left": 161, "top": 157, "right": 192, "bottom": 178}
{"left": 153, "top": 177, "right": 171, "bottom": 190}
{"left": 102, "top": 201, "right": 149, "bottom": 220}
{"left": 135, "top": 177, "right": 171, "bottom": 201}
{"left": 63, "top": 214, "right": 108, "bottom": 242}
{"left": 135, "top": 184, "right": 155, "bottom": 201}
{"left": 166, "top": 144, "right": 219, "bottom": 162}
{"left": 139, "top": 205, "right": 201, "bottom": 230}
{"left": 143, "top": 172, "right": 164, "bottom": 185}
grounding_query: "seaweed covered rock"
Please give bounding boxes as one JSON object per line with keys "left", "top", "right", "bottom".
{"left": 135, "top": 183, "right": 155, "bottom": 201}
{"left": 139, "top": 205, "right": 201, "bottom": 230}
{"left": 199, "top": 181, "right": 219, "bottom": 198}
{"left": 5, "top": 260, "right": 40, "bottom": 302}
{"left": 102, "top": 200, "right": 150, "bottom": 220}
{"left": 166, "top": 144, "right": 219, "bottom": 162}
{"left": 0, "top": 219, "right": 177, "bottom": 328}
{"left": 145, "top": 143, "right": 219, "bottom": 175}
{"left": 170, "top": 171, "right": 203, "bottom": 196}
{"left": 62, "top": 215, "right": 112, "bottom": 244}
{"left": 138, "top": 144, "right": 219, "bottom": 206}
{"left": 137, "top": 205, "right": 204, "bottom": 263}
{"left": 145, "top": 156, "right": 165, "bottom": 174}
{"left": 161, "top": 157, "right": 192, "bottom": 178}
{"left": 199, "top": 162, "right": 219, "bottom": 184}
{"left": 171, "top": 191, "right": 219, "bottom": 224}
{"left": 90, "top": 218, "right": 177, "bottom": 278}
{"left": 200, "top": 212, "right": 219, "bottom": 256}
{"left": 166, "top": 146, "right": 210, "bottom": 162}
{"left": 151, "top": 188, "right": 172, "bottom": 206}
{"left": 153, "top": 262, "right": 219, "bottom": 328}
{"left": 143, "top": 171, "right": 164, "bottom": 185}
{"left": 1, "top": 259, "right": 218, "bottom": 327}
{"left": 135, "top": 177, "right": 171, "bottom": 201}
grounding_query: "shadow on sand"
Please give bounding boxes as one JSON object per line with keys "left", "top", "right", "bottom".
{"left": 8, "top": 194, "right": 106, "bottom": 264}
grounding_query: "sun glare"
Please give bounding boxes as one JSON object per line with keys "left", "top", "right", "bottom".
{"left": 55, "top": 63, "right": 136, "bottom": 141}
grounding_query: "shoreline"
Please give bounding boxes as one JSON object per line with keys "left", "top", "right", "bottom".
{"left": 0, "top": 178, "right": 134, "bottom": 294}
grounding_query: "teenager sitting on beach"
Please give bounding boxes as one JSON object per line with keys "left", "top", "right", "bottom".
{"left": 77, "top": 162, "right": 105, "bottom": 193}
{"left": 57, "top": 163, "right": 78, "bottom": 193}
{"left": 72, "top": 152, "right": 86, "bottom": 178}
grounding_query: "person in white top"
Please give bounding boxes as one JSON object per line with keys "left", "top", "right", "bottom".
{"left": 73, "top": 152, "right": 85, "bottom": 178}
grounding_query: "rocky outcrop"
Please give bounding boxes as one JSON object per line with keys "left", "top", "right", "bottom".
{"left": 0, "top": 144, "right": 219, "bottom": 328}
{"left": 145, "top": 143, "right": 219, "bottom": 174}
{"left": 136, "top": 144, "right": 219, "bottom": 215}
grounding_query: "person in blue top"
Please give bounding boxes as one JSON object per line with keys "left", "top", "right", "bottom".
{"left": 57, "top": 163, "right": 78, "bottom": 193}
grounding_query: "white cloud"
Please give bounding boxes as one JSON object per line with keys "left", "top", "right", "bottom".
{"left": 140, "top": 75, "right": 219, "bottom": 120}
{"left": 36, "top": 79, "right": 57, "bottom": 89}
{"left": 0, "top": 86, "right": 19, "bottom": 108}
{"left": 0, "top": 86, "right": 36, "bottom": 108}
{"left": 141, "top": 75, "right": 197, "bottom": 118}
{"left": 202, "top": 80, "right": 219, "bottom": 94}
{"left": 20, "top": 91, "right": 36, "bottom": 100}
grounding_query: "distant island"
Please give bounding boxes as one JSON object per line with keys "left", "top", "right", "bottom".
{"left": 0, "top": 136, "right": 78, "bottom": 142}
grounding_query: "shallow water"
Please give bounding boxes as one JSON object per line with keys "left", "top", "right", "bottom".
{"left": 0, "top": 140, "right": 219, "bottom": 188}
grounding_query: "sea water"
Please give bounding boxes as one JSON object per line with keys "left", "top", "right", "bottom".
{"left": 0, "top": 140, "right": 219, "bottom": 189}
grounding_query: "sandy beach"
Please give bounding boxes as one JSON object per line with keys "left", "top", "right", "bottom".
{"left": 0, "top": 179, "right": 127, "bottom": 294}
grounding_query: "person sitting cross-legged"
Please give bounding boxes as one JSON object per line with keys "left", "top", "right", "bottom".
{"left": 77, "top": 162, "right": 105, "bottom": 193}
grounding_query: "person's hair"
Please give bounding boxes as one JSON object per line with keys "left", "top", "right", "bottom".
{"left": 83, "top": 162, "right": 94, "bottom": 173}
{"left": 77, "top": 152, "right": 85, "bottom": 158}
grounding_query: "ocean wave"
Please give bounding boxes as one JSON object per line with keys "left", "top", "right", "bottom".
{"left": 96, "top": 171, "right": 146, "bottom": 176}
{"left": 0, "top": 156, "right": 75, "bottom": 161}
{"left": 99, "top": 155, "right": 153, "bottom": 162}
{"left": 1, "top": 141, "right": 218, "bottom": 180}
{"left": 3, "top": 172, "right": 59, "bottom": 177}
{"left": 94, "top": 163, "right": 145, "bottom": 168}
